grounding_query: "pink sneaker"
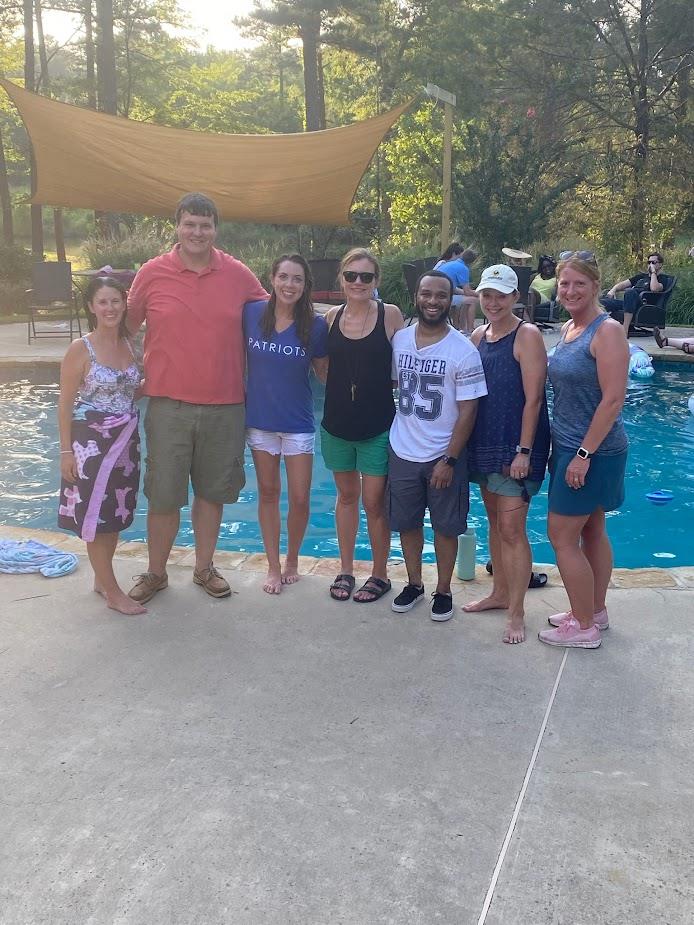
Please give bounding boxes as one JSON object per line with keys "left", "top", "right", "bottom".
{"left": 538, "top": 617, "right": 601, "bottom": 648}
{"left": 547, "top": 608, "right": 609, "bottom": 630}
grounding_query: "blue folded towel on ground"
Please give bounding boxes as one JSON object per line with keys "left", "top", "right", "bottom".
{"left": 0, "top": 539, "right": 78, "bottom": 577}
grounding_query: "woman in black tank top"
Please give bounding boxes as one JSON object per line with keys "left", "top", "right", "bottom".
{"left": 321, "top": 248, "right": 404, "bottom": 603}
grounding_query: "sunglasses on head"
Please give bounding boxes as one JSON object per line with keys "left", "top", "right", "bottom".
{"left": 342, "top": 270, "right": 376, "bottom": 284}
{"left": 559, "top": 250, "right": 597, "bottom": 265}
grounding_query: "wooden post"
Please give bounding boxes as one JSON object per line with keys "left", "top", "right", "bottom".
{"left": 441, "top": 102, "right": 453, "bottom": 251}
{"left": 425, "top": 84, "right": 457, "bottom": 253}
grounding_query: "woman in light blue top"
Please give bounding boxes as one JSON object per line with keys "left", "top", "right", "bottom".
{"left": 243, "top": 254, "right": 328, "bottom": 595}
{"left": 539, "top": 252, "right": 629, "bottom": 650}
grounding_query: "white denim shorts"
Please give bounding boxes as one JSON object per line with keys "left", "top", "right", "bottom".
{"left": 246, "top": 428, "right": 315, "bottom": 456}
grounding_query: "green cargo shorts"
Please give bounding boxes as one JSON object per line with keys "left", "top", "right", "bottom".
{"left": 144, "top": 397, "right": 246, "bottom": 512}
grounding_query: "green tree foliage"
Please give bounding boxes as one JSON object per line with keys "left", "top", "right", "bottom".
{"left": 0, "top": 0, "right": 691, "bottom": 261}
{"left": 499, "top": 0, "right": 694, "bottom": 256}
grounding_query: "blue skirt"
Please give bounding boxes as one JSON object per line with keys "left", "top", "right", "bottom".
{"left": 548, "top": 446, "right": 627, "bottom": 516}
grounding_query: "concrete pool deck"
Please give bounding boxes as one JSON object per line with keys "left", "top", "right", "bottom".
{"left": 1, "top": 524, "right": 693, "bottom": 923}
{"left": 2, "top": 324, "right": 694, "bottom": 921}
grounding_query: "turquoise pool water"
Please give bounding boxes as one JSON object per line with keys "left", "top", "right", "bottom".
{"left": 1, "top": 363, "right": 693, "bottom": 567}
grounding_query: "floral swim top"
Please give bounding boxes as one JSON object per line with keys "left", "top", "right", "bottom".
{"left": 77, "top": 335, "right": 140, "bottom": 415}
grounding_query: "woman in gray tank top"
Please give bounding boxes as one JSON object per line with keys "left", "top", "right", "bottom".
{"left": 539, "top": 253, "right": 629, "bottom": 650}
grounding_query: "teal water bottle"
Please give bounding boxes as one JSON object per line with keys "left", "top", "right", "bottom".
{"left": 456, "top": 528, "right": 476, "bottom": 580}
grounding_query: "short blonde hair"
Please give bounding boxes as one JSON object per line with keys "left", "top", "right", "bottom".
{"left": 556, "top": 256, "right": 602, "bottom": 309}
{"left": 556, "top": 255, "right": 601, "bottom": 286}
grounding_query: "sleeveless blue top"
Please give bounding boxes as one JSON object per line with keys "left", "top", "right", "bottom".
{"left": 467, "top": 322, "right": 550, "bottom": 482}
{"left": 548, "top": 314, "right": 627, "bottom": 455}
{"left": 77, "top": 335, "right": 140, "bottom": 415}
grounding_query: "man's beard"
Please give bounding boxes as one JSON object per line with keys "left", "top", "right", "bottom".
{"left": 416, "top": 305, "right": 450, "bottom": 327}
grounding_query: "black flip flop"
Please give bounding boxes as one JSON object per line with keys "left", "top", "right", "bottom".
{"left": 486, "top": 560, "right": 547, "bottom": 589}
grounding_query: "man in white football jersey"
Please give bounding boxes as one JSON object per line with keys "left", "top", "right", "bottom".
{"left": 388, "top": 270, "right": 487, "bottom": 622}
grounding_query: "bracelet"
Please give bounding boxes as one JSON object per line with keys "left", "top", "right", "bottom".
{"left": 60, "top": 450, "right": 73, "bottom": 455}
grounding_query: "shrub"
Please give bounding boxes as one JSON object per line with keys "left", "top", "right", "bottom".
{"left": 0, "top": 281, "right": 28, "bottom": 316}
{"left": 228, "top": 241, "right": 283, "bottom": 289}
{"left": 81, "top": 229, "right": 171, "bottom": 270}
{"left": 0, "top": 242, "right": 33, "bottom": 284}
{"left": 378, "top": 253, "right": 414, "bottom": 312}
{"left": 666, "top": 266, "right": 694, "bottom": 326}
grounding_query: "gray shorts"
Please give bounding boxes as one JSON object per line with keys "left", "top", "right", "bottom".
{"left": 386, "top": 447, "right": 469, "bottom": 537}
{"left": 144, "top": 397, "right": 246, "bottom": 512}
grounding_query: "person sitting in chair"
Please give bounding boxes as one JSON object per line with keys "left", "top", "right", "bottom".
{"left": 435, "top": 244, "right": 480, "bottom": 335}
{"left": 600, "top": 252, "right": 667, "bottom": 336}
{"left": 528, "top": 255, "right": 557, "bottom": 325}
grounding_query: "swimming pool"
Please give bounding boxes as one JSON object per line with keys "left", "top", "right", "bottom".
{"left": 1, "top": 363, "right": 693, "bottom": 567}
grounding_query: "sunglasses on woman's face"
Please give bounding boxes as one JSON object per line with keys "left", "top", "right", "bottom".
{"left": 342, "top": 270, "right": 376, "bottom": 284}
{"left": 559, "top": 249, "right": 597, "bottom": 265}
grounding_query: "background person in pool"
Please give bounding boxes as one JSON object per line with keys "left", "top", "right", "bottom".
{"left": 243, "top": 255, "right": 328, "bottom": 594}
{"left": 463, "top": 265, "right": 550, "bottom": 644}
{"left": 321, "top": 248, "right": 404, "bottom": 604}
{"left": 57, "top": 277, "right": 144, "bottom": 616}
{"left": 539, "top": 252, "right": 629, "bottom": 649}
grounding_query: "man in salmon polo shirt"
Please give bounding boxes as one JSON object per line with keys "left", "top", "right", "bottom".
{"left": 126, "top": 192, "right": 268, "bottom": 604}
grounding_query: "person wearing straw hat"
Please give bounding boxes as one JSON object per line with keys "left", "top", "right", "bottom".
{"left": 501, "top": 247, "right": 533, "bottom": 265}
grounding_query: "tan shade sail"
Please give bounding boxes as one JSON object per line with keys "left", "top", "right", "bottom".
{"left": 1, "top": 79, "right": 411, "bottom": 225}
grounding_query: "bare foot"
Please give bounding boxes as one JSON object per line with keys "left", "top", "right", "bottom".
{"left": 105, "top": 590, "right": 147, "bottom": 616}
{"left": 93, "top": 582, "right": 107, "bottom": 600}
{"left": 503, "top": 616, "right": 526, "bottom": 644}
{"left": 263, "top": 570, "right": 283, "bottom": 595}
{"left": 281, "top": 562, "right": 300, "bottom": 585}
{"left": 462, "top": 595, "right": 509, "bottom": 613}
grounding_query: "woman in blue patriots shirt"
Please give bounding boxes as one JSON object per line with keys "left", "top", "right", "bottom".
{"left": 244, "top": 254, "right": 328, "bottom": 594}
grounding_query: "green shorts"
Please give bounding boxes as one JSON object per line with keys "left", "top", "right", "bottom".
{"left": 470, "top": 471, "right": 543, "bottom": 500}
{"left": 320, "top": 426, "right": 389, "bottom": 477}
{"left": 144, "top": 397, "right": 246, "bottom": 512}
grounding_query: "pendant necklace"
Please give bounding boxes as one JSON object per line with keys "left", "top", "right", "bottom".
{"left": 346, "top": 303, "right": 372, "bottom": 401}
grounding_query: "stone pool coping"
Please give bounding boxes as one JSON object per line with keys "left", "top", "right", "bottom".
{"left": 2, "top": 524, "right": 692, "bottom": 591}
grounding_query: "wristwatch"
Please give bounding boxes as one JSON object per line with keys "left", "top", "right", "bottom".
{"left": 441, "top": 455, "right": 457, "bottom": 467}
{"left": 515, "top": 445, "right": 531, "bottom": 455}
{"left": 576, "top": 446, "right": 593, "bottom": 459}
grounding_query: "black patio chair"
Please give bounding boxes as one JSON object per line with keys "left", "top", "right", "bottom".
{"left": 308, "top": 258, "right": 342, "bottom": 304}
{"left": 401, "top": 256, "right": 438, "bottom": 302}
{"left": 27, "top": 261, "right": 82, "bottom": 344}
{"left": 533, "top": 288, "right": 562, "bottom": 328}
{"left": 511, "top": 266, "right": 533, "bottom": 319}
{"left": 607, "top": 275, "right": 678, "bottom": 336}
{"left": 401, "top": 262, "right": 419, "bottom": 302}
